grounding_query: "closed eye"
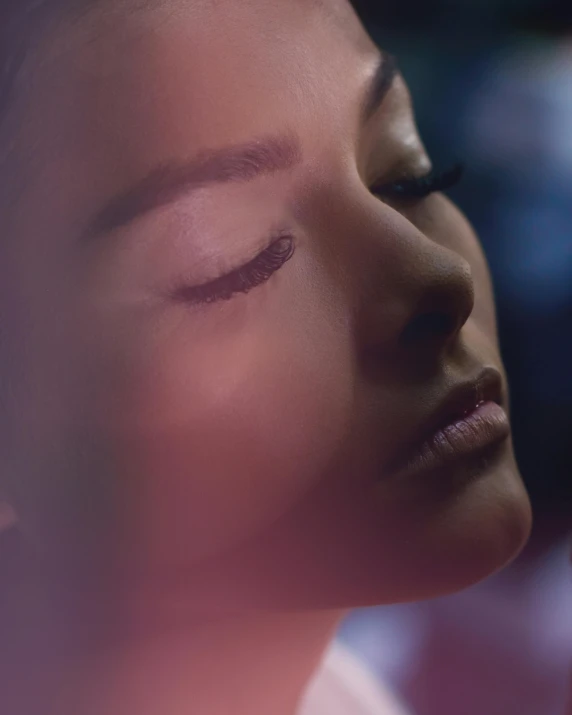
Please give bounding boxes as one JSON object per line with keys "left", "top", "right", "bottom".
{"left": 170, "top": 234, "right": 295, "bottom": 306}
{"left": 371, "top": 163, "right": 465, "bottom": 200}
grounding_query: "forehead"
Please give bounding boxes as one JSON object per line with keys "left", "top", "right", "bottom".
{"left": 21, "top": 0, "right": 377, "bottom": 157}
{"left": 2, "top": 0, "right": 385, "bottom": 253}
{"left": 61, "top": 0, "right": 375, "bottom": 84}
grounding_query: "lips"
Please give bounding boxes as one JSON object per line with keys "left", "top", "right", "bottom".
{"left": 424, "top": 366, "right": 505, "bottom": 441}
{"left": 387, "top": 366, "right": 511, "bottom": 479}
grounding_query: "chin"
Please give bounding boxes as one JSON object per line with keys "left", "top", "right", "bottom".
{"left": 183, "top": 447, "right": 532, "bottom": 613}
{"left": 302, "top": 461, "right": 530, "bottom": 610}
{"left": 360, "top": 453, "right": 533, "bottom": 606}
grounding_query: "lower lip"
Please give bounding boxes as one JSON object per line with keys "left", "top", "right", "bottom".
{"left": 393, "top": 401, "right": 511, "bottom": 479}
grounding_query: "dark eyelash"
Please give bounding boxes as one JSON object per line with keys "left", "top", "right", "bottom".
{"left": 172, "top": 234, "right": 295, "bottom": 306}
{"left": 371, "top": 163, "right": 465, "bottom": 200}
{"left": 169, "top": 164, "right": 462, "bottom": 307}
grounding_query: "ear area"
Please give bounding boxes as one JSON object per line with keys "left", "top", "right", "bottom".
{"left": 0, "top": 501, "right": 17, "bottom": 533}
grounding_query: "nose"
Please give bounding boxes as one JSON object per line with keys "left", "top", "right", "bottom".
{"left": 355, "top": 208, "right": 475, "bottom": 362}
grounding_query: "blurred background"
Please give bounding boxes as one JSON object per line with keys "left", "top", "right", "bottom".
{"left": 341, "top": 1, "right": 572, "bottom": 714}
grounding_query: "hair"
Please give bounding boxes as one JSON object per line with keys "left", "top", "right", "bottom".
{"left": 0, "top": 1, "right": 52, "bottom": 120}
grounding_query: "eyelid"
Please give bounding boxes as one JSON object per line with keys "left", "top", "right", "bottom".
{"left": 165, "top": 227, "right": 287, "bottom": 287}
{"left": 167, "top": 231, "right": 295, "bottom": 306}
{"left": 371, "top": 163, "right": 465, "bottom": 199}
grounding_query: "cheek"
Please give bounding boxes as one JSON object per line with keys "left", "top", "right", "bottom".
{"left": 108, "top": 294, "right": 354, "bottom": 568}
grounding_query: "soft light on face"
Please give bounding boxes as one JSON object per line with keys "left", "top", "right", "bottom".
{"left": 0, "top": 0, "right": 531, "bottom": 610}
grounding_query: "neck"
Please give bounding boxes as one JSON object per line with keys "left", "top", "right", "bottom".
{"left": 67, "top": 610, "right": 343, "bottom": 715}
{"left": 1, "top": 540, "right": 345, "bottom": 715}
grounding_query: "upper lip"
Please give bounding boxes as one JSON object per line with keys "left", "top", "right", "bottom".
{"left": 429, "top": 366, "right": 504, "bottom": 436}
{"left": 388, "top": 366, "right": 505, "bottom": 470}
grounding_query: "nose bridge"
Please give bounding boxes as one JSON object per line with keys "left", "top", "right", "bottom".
{"left": 352, "top": 205, "right": 476, "bottom": 357}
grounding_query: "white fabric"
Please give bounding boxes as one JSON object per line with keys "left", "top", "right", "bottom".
{"left": 298, "top": 641, "right": 411, "bottom": 715}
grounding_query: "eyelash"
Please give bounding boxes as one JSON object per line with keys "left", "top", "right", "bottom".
{"left": 171, "top": 234, "right": 295, "bottom": 306}
{"left": 371, "top": 163, "right": 464, "bottom": 200}
{"left": 171, "top": 163, "right": 464, "bottom": 307}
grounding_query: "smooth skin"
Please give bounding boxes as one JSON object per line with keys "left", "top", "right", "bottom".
{"left": 0, "top": 1, "right": 531, "bottom": 713}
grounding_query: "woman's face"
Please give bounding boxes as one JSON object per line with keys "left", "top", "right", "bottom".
{"left": 1, "top": 0, "right": 531, "bottom": 608}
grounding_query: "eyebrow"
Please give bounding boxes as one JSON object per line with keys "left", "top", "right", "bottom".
{"left": 361, "top": 51, "right": 399, "bottom": 123}
{"left": 88, "top": 133, "right": 303, "bottom": 237}
{"left": 88, "top": 53, "right": 398, "bottom": 237}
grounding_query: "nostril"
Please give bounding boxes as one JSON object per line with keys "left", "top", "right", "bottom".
{"left": 400, "top": 311, "right": 457, "bottom": 346}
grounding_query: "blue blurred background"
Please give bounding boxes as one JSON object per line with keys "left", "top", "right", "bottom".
{"left": 341, "top": 2, "right": 572, "bottom": 713}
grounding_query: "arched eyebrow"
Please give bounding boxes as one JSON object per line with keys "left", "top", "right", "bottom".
{"left": 87, "top": 133, "right": 303, "bottom": 237}
{"left": 361, "top": 51, "right": 399, "bottom": 123}
{"left": 87, "top": 53, "right": 398, "bottom": 238}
